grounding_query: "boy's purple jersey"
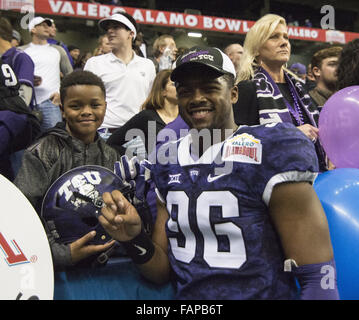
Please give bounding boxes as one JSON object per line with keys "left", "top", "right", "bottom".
{"left": 151, "top": 122, "right": 319, "bottom": 300}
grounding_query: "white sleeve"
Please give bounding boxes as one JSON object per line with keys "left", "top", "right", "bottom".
{"left": 18, "top": 84, "right": 33, "bottom": 107}
{"left": 262, "top": 170, "right": 318, "bottom": 206}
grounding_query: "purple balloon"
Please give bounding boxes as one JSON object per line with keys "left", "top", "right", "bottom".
{"left": 319, "top": 86, "right": 359, "bottom": 168}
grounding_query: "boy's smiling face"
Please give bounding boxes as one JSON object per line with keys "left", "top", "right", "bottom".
{"left": 62, "top": 84, "right": 106, "bottom": 144}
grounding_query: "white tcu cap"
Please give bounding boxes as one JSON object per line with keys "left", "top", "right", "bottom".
{"left": 98, "top": 13, "right": 137, "bottom": 40}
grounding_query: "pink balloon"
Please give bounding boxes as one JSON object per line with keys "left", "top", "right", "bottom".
{"left": 319, "top": 86, "right": 359, "bottom": 168}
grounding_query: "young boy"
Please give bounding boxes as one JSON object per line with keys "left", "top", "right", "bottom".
{"left": 14, "top": 70, "right": 122, "bottom": 269}
{"left": 14, "top": 70, "right": 175, "bottom": 300}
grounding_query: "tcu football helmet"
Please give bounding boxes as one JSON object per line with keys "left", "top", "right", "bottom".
{"left": 41, "top": 165, "right": 133, "bottom": 246}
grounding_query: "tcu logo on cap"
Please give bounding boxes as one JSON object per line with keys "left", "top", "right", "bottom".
{"left": 193, "top": 54, "right": 214, "bottom": 61}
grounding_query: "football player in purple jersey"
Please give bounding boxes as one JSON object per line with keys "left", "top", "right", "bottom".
{"left": 100, "top": 46, "right": 339, "bottom": 300}
{"left": 0, "top": 57, "right": 40, "bottom": 181}
{"left": 0, "top": 17, "right": 36, "bottom": 110}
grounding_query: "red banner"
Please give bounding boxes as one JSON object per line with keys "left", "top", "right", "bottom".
{"left": 30, "top": 0, "right": 359, "bottom": 43}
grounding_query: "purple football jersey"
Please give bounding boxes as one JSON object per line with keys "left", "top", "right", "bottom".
{"left": 151, "top": 122, "right": 319, "bottom": 300}
{"left": 2, "top": 47, "right": 36, "bottom": 109}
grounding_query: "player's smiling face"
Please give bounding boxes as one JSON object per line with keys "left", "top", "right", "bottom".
{"left": 176, "top": 69, "right": 238, "bottom": 131}
{"left": 62, "top": 85, "right": 106, "bottom": 144}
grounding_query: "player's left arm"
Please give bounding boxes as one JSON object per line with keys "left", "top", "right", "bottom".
{"left": 269, "top": 181, "right": 332, "bottom": 264}
{"left": 269, "top": 181, "right": 339, "bottom": 299}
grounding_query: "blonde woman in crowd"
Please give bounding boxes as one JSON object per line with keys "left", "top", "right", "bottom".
{"left": 93, "top": 35, "right": 112, "bottom": 56}
{"left": 233, "top": 14, "right": 327, "bottom": 171}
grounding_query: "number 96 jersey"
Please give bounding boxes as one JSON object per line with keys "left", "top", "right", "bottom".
{"left": 152, "top": 123, "right": 319, "bottom": 300}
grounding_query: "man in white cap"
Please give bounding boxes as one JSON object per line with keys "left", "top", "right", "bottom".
{"left": 84, "top": 12, "right": 156, "bottom": 141}
{"left": 20, "top": 17, "right": 73, "bottom": 132}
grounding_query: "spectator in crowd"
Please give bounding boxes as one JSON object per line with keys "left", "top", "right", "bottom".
{"left": 304, "top": 19, "right": 313, "bottom": 28}
{"left": 176, "top": 47, "right": 187, "bottom": 59}
{"left": 309, "top": 46, "right": 342, "bottom": 110}
{"left": 149, "top": 34, "right": 178, "bottom": 73}
{"left": 47, "top": 18, "right": 74, "bottom": 67}
{"left": 223, "top": 43, "right": 244, "bottom": 76}
{"left": 100, "top": 46, "right": 338, "bottom": 300}
{"left": 305, "top": 63, "right": 316, "bottom": 91}
{"left": 14, "top": 70, "right": 122, "bottom": 269}
{"left": 84, "top": 12, "right": 156, "bottom": 141}
{"left": 107, "top": 69, "right": 178, "bottom": 159}
{"left": 0, "top": 58, "right": 40, "bottom": 181}
{"left": 336, "top": 39, "right": 359, "bottom": 90}
{"left": 11, "top": 30, "right": 21, "bottom": 47}
{"left": 133, "top": 40, "right": 144, "bottom": 57}
{"left": 74, "top": 51, "right": 92, "bottom": 70}
{"left": 0, "top": 17, "right": 36, "bottom": 110}
{"left": 67, "top": 45, "right": 81, "bottom": 66}
{"left": 134, "top": 30, "right": 147, "bottom": 58}
{"left": 20, "top": 17, "right": 73, "bottom": 132}
{"left": 287, "top": 14, "right": 299, "bottom": 26}
{"left": 289, "top": 62, "right": 306, "bottom": 82}
{"left": 234, "top": 14, "right": 327, "bottom": 171}
{"left": 325, "top": 42, "right": 356, "bottom": 171}
{"left": 0, "top": 17, "right": 39, "bottom": 179}
{"left": 93, "top": 35, "right": 112, "bottom": 56}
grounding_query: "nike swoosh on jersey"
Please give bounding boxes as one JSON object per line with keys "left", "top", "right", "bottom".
{"left": 134, "top": 244, "right": 147, "bottom": 255}
{"left": 207, "top": 173, "right": 228, "bottom": 183}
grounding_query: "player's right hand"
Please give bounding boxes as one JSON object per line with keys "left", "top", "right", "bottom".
{"left": 99, "top": 190, "right": 142, "bottom": 242}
